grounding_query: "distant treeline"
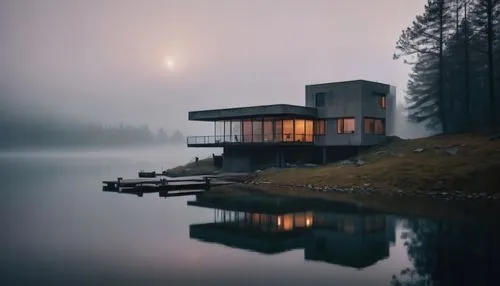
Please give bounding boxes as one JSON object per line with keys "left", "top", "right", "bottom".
{"left": 394, "top": 0, "right": 500, "bottom": 133}
{"left": 0, "top": 118, "right": 184, "bottom": 149}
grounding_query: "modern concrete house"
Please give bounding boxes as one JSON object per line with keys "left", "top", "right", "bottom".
{"left": 187, "top": 79, "right": 396, "bottom": 172}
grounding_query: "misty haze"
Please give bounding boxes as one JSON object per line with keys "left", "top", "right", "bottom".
{"left": 0, "top": 0, "right": 430, "bottom": 151}
{"left": 2, "top": 0, "right": 500, "bottom": 286}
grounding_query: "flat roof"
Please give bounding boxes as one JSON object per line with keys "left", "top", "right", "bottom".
{"left": 305, "top": 79, "right": 392, "bottom": 88}
{"left": 189, "top": 104, "right": 317, "bottom": 121}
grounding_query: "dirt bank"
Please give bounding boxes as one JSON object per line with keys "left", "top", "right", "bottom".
{"left": 256, "top": 133, "right": 500, "bottom": 194}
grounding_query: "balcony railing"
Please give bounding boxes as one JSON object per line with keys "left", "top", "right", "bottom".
{"left": 187, "top": 134, "right": 316, "bottom": 146}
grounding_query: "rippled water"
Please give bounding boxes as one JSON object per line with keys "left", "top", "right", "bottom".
{"left": 1, "top": 146, "right": 499, "bottom": 286}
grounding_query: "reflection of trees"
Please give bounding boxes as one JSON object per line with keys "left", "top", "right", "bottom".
{"left": 392, "top": 219, "right": 499, "bottom": 286}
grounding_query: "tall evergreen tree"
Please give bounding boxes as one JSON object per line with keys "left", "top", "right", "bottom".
{"left": 405, "top": 53, "right": 441, "bottom": 129}
{"left": 469, "top": 0, "right": 500, "bottom": 129}
{"left": 441, "top": 0, "right": 477, "bottom": 132}
{"left": 394, "top": 0, "right": 454, "bottom": 132}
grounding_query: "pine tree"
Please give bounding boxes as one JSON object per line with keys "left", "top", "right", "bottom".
{"left": 394, "top": 0, "right": 454, "bottom": 132}
{"left": 441, "top": 0, "right": 475, "bottom": 132}
{"left": 405, "top": 53, "right": 441, "bottom": 129}
{"left": 469, "top": 0, "right": 500, "bottom": 129}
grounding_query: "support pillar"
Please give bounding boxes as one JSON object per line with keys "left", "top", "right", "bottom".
{"left": 276, "top": 149, "right": 282, "bottom": 168}
{"left": 322, "top": 147, "right": 327, "bottom": 165}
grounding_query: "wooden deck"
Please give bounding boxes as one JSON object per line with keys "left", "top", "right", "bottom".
{"left": 102, "top": 176, "right": 235, "bottom": 197}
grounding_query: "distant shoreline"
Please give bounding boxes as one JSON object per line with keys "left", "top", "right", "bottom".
{"left": 0, "top": 141, "right": 185, "bottom": 152}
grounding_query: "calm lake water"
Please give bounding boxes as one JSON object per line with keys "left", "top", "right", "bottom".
{"left": 1, "top": 146, "right": 499, "bottom": 286}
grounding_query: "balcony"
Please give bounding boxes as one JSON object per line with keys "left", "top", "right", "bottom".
{"left": 187, "top": 134, "right": 316, "bottom": 147}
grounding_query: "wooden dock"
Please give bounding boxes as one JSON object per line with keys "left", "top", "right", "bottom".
{"left": 102, "top": 176, "right": 233, "bottom": 197}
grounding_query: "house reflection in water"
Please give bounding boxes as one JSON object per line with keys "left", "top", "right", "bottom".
{"left": 188, "top": 197, "right": 396, "bottom": 269}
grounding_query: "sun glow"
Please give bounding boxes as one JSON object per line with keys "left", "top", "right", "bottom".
{"left": 164, "top": 56, "right": 175, "bottom": 71}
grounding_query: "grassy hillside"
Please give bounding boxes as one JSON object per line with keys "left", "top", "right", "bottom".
{"left": 256, "top": 133, "right": 500, "bottom": 194}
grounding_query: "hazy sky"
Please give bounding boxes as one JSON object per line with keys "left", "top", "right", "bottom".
{"left": 0, "top": 0, "right": 425, "bottom": 133}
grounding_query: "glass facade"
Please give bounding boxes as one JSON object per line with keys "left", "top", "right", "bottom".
{"left": 337, "top": 118, "right": 356, "bottom": 134}
{"left": 208, "top": 117, "right": 324, "bottom": 144}
{"left": 364, "top": 118, "right": 385, "bottom": 135}
{"left": 263, "top": 119, "right": 273, "bottom": 142}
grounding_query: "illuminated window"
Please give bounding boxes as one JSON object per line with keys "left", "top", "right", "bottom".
{"left": 374, "top": 92, "right": 386, "bottom": 109}
{"left": 242, "top": 120, "right": 252, "bottom": 142}
{"left": 336, "top": 118, "right": 355, "bottom": 134}
{"left": 305, "top": 120, "right": 314, "bottom": 142}
{"left": 283, "top": 120, "right": 294, "bottom": 142}
{"left": 380, "top": 96, "right": 386, "bottom": 109}
{"left": 294, "top": 119, "right": 305, "bottom": 142}
{"left": 364, "top": 118, "right": 385, "bottom": 135}
{"left": 274, "top": 120, "right": 282, "bottom": 142}
{"left": 252, "top": 120, "right": 262, "bottom": 142}
{"left": 263, "top": 120, "right": 273, "bottom": 142}
{"left": 283, "top": 214, "right": 294, "bottom": 231}
{"left": 314, "top": 120, "right": 326, "bottom": 135}
{"left": 375, "top": 119, "right": 385, "bottom": 134}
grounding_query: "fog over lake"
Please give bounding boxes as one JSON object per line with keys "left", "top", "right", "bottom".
{"left": 1, "top": 146, "right": 499, "bottom": 286}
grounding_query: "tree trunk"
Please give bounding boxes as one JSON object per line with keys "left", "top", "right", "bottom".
{"left": 464, "top": 0, "right": 471, "bottom": 131}
{"left": 439, "top": 0, "right": 448, "bottom": 133}
{"left": 487, "top": 0, "right": 495, "bottom": 130}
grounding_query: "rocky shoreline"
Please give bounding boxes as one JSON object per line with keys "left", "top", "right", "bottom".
{"left": 243, "top": 180, "right": 500, "bottom": 202}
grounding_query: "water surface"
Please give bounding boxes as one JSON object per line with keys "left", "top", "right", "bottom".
{"left": 1, "top": 146, "right": 499, "bottom": 286}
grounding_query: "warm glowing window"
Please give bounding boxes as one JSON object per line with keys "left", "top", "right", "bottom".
{"left": 294, "top": 119, "right": 305, "bottom": 142}
{"left": 283, "top": 214, "right": 294, "bottom": 231}
{"left": 294, "top": 213, "right": 306, "bottom": 228}
{"left": 242, "top": 120, "right": 252, "bottom": 142}
{"left": 292, "top": 211, "right": 313, "bottom": 228}
{"left": 263, "top": 120, "right": 273, "bottom": 142}
{"left": 305, "top": 120, "right": 314, "bottom": 142}
{"left": 364, "top": 118, "right": 385, "bottom": 135}
{"left": 337, "top": 118, "right": 355, "bottom": 134}
{"left": 283, "top": 120, "right": 294, "bottom": 142}
{"left": 375, "top": 119, "right": 385, "bottom": 134}
{"left": 314, "top": 120, "right": 326, "bottom": 135}
{"left": 252, "top": 120, "right": 262, "bottom": 142}
{"left": 374, "top": 92, "right": 386, "bottom": 109}
{"left": 274, "top": 120, "right": 282, "bottom": 142}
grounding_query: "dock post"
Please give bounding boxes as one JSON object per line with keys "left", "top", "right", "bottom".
{"left": 117, "top": 177, "right": 123, "bottom": 190}
{"left": 205, "top": 177, "right": 211, "bottom": 191}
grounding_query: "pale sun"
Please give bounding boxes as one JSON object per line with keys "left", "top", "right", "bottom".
{"left": 164, "top": 57, "right": 175, "bottom": 71}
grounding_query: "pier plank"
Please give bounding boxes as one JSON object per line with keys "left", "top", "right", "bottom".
{"left": 102, "top": 175, "right": 234, "bottom": 197}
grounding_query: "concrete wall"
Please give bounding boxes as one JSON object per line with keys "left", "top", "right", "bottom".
{"left": 305, "top": 80, "right": 393, "bottom": 147}
{"left": 306, "top": 81, "right": 362, "bottom": 146}
{"left": 360, "top": 81, "right": 394, "bottom": 146}
{"left": 386, "top": 85, "right": 397, "bottom": 136}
